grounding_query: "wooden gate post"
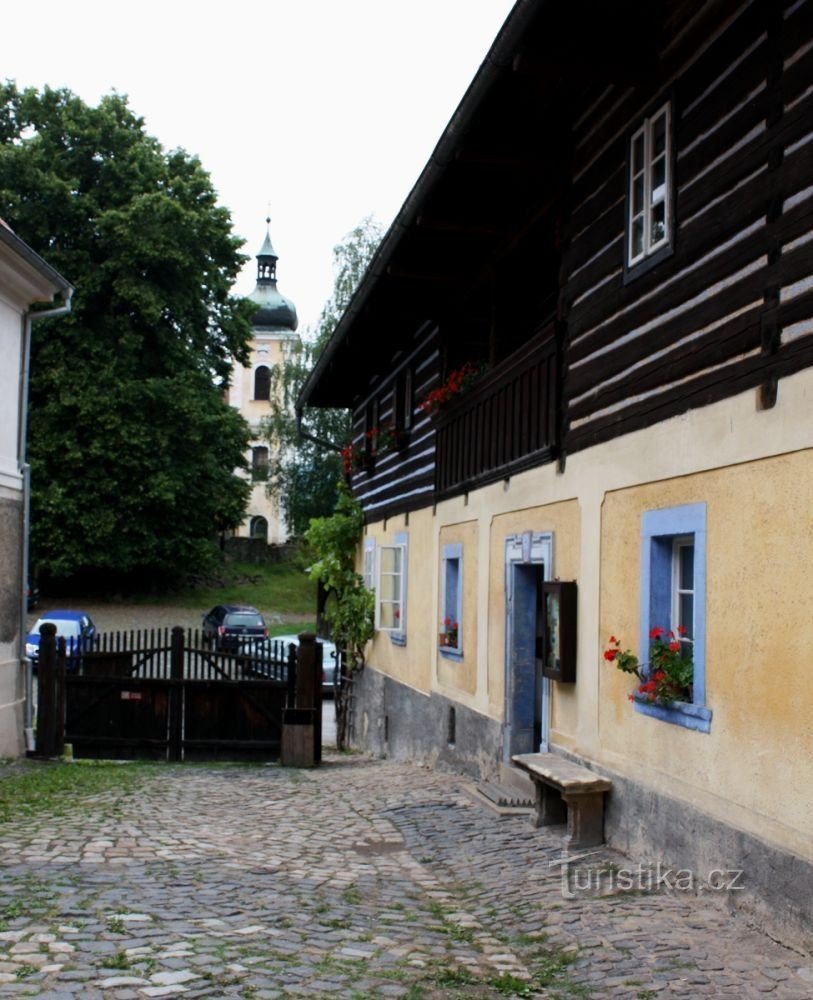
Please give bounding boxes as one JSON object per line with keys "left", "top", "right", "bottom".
{"left": 34, "top": 624, "right": 65, "bottom": 758}
{"left": 294, "top": 633, "right": 322, "bottom": 764}
{"left": 168, "top": 626, "right": 184, "bottom": 762}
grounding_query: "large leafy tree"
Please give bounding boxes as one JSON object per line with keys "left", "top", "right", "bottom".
{"left": 263, "top": 216, "right": 383, "bottom": 536}
{"left": 0, "top": 83, "right": 255, "bottom": 585}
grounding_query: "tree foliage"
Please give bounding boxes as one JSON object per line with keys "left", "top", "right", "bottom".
{"left": 263, "top": 216, "right": 383, "bottom": 536}
{"left": 305, "top": 481, "right": 374, "bottom": 750}
{"left": 0, "top": 83, "right": 256, "bottom": 585}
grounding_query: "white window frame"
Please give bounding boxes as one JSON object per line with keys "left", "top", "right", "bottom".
{"left": 671, "top": 535, "right": 695, "bottom": 655}
{"left": 376, "top": 533, "right": 407, "bottom": 640}
{"left": 628, "top": 102, "right": 672, "bottom": 268}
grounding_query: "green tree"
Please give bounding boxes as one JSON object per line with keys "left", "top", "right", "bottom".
{"left": 305, "top": 481, "right": 374, "bottom": 750}
{"left": 263, "top": 216, "right": 383, "bottom": 536}
{"left": 0, "top": 83, "right": 255, "bottom": 585}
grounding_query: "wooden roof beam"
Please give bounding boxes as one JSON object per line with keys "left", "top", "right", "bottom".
{"left": 415, "top": 215, "right": 503, "bottom": 237}
{"left": 454, "top": 149, "right": 545, "bottom": 171}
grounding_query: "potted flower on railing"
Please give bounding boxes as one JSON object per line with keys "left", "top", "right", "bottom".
{"left": 340, "top": 442, "right": 363, "bottom": 476}
{"left": 603, "top": 627, "right": 693, "bottom": 706}
{"left": 439, "top": 616, "right": 459, "bottom": 649}
{"left": 419, "top": 361, "right": 487, "bottom": 416}
{"left": 340, "top": 423, "right": 404, "bottom": 478}
{"left": 370, "top": 422, "right": 404, "bottom": 455}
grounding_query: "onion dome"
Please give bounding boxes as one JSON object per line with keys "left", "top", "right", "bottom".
{"left": 248, "top": 217, "right": 298, "bottom": 331}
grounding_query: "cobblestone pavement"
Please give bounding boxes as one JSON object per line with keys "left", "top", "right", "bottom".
{"left": 0, "top": 757, "right": 810, "bottom": 998}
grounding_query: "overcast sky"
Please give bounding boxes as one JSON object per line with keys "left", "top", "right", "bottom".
{"left": 5, "top": 0, "right": 517, "bottom": 334}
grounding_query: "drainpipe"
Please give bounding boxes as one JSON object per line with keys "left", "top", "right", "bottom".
{"left": 19, "top": 290, "right": 74, "bottom": 749}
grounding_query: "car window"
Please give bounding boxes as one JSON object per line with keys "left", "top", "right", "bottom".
{"left": 35, "top": 618, "right": 82, "bottom": 638}
{"left": 224, "top": 613, "right": 265, "bottom": 627}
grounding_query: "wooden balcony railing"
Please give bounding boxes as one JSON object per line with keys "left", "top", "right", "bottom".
{"left": 434, "top": 324, "right": 558, "bottom": 497}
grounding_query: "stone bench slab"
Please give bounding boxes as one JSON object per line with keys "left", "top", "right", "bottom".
{"left": 512, "top": 753, "right": 612, "bottom": 849}
{"left": 512, "top": 753, "right": 612, "bottom": 793}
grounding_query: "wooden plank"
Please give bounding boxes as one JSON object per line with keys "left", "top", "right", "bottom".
{"left": 779, "top": 287, "right": 813, "bottom": 328}
{"left": 675, "top": 0, "right": 770, "bottom": 112}
{"left": 568, "top": 165, "right": 625, "bottom": 243}
{"left": 562, "top": 200, "right": 625, "bottom": 279}
{"left": 569, "top": 280, "right": 762, "bottom": 403}
{"left": 783, "top": 39, "right": 813, "bottom": 106}
{"left": 678, "top": 87, "right": 770, "bottom": 189}
{"left": 677, "top": 34, "right": 769, "bottom": 148}
{"left": 569, "top": 227, "right": 769, "bottom": 363}
{"left": 568, "top": 305, "right": 762, "bottom": 422}
{"left": 564, "top": 237, "right": 623, "bottom": 308}
{"left": 566, "top": 331, "right": 813, "bottom": 453}
{"left": 782, "top": 0, "right": 813, "bottom": 57}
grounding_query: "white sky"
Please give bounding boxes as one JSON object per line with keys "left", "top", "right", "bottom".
{"left": 5, "top": 0, "right": 517, "bottom": 335}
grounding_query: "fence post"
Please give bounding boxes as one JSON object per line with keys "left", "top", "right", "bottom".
{"left": 35, "top": 623, "right": 57, "bottom": 757}
{"left": 286, "top": 642, "right": 297, "bottom": 708}
{"left": 53, "top": 638, "right": 66, "bottom": 759}
{"left": 168, "top": 626, "right": 184, "bottom": 762}
{"left": 296, "top": 633, "right": 322, "bottom": 764}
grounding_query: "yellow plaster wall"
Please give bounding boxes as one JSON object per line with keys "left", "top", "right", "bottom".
{"left": 437, "top": 521, "right": 479, "bottom": 697}
{"left": 363, "top": 509, "right": 434, "bottom": 695}
{"left": 486, "top": 502, "right": 581, "bottom": 724}
{"left": 599, "top": 451, "right": 813, "bottom": 852}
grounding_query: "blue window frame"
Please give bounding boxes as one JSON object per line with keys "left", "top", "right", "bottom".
{"left": 440, "top": 543, "right": 463, "bottom": 661}
{"left": 638, "top": 503, "right": 712, "bottom": 733}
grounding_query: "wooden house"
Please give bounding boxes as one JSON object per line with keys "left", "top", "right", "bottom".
{"left": 299, "top": 0, "right": 813, "bottom": 942}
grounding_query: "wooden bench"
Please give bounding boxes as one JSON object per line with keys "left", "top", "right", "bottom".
{"left": 512, "top": 753, "right": 612, "bottom": 849}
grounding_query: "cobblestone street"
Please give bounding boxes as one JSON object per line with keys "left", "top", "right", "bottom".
{"left": 0, "top": 756, "right": 810, "bottom": 999}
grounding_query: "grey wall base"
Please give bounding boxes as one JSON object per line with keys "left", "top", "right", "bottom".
{"left": 350, "top": 665, "right": 503, "bottom": 782}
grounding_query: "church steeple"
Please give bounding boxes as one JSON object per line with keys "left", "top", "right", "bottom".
{"left": 257, "top": 217, "right": 278, "bottom": 283}
{"left": 248, "top": 217, "right": 298, "bottom": 332}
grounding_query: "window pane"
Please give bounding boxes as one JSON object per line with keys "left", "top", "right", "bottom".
{"left": 632, "top": 175, "right": 644, "bottom": 214}
{"left": 679, "top": 592, "right": 694, "bottom": 639}
{"left": 380, "top": 603, "right": 398, "bottom": 629}
{"left": 380, "top": 574, "right": 398, "bottom": 601}
{"left": 679, "top": 544, "right": 694, "bottom": 588}
{"left": 651, "top": 157, "right": 665, "bottom": 197}
{"left": 380, "top": 547, "right": 401, "bottom": 574}
{"left": 632, "top": 133, "right": 644, "bottom": 174}
{"left": 631, "top": 216, "right": 644, "bottom": 258}
{"left": 650, "top": 202, "right": 666, "bottom": 245}
{"left": 652, "top": 112, "right": 667, "bottom": 157}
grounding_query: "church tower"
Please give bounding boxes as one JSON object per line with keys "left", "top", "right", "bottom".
{"left": 228, "top": 219, "right": 299, "bottom": 544}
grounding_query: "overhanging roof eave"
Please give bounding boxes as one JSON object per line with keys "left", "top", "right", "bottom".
{"left": 297, "top": 0, "right": 543, "bottom": 412}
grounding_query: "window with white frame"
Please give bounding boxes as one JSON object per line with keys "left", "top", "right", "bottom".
{"left": 628, "top": 102, "right": 672, "bottom": 268}
{"left": 376, "top": 533, "right": 407, "bottom": 637}
{"left": 639, "top": 503, "right": 711, "bottom": 733}
{"left": 440, "top": 543, "right": 462, "bottom": 655}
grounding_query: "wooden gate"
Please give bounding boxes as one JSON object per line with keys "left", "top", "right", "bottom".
{"left": 38, "top": 626, "right": 299, "bottom": 761}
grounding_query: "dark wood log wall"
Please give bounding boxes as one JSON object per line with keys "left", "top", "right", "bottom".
{"left": 348, "top": 0, "right": 813, "bottom": 522}
{"left": 562, "top": 0, "right": 813, "bottom": 454}
{"left": 348, "top": 329, "right": 441, "bottom": 521}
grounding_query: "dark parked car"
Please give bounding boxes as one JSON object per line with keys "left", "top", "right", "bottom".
{"left": 201, "top": 604, "right": 267, "bottom": 650}
{"left": 25, "top": 610, "right": 96, "bottom": 671}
